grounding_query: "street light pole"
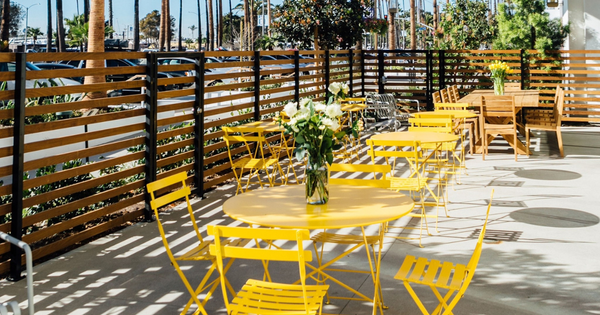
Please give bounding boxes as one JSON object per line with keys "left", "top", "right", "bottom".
{"left": 24, "top": 3, "right": 41, "bottom": 51}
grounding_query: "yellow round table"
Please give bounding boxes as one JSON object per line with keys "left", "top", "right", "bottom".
{"left": 223, "top": 185, "right": 414, "bottom": 229}
{"left": 370, "top": 131, "right": 459, "bottom": 143}
{"left": 222, "top": 184, "right": 414, "bottom": 315}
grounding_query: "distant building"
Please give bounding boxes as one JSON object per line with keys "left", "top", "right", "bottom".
{"left": 550, "top": 0, "right": 600, "bottom": 50}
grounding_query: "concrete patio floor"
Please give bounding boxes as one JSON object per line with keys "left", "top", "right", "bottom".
{"left": 1, "top": 126, "right": 600, "bottom": 315}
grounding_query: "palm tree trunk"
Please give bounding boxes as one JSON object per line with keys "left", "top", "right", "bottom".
{"left": 178, "top": 0, "right": 183, "bottom": 51}
{"left": 197, "top": 0, "right": 202, "bottom": 50}
{"left": 56, "top": 0, "right": 67, "bottom": 52}
{"left": 84, "top": 0, "right": 89, "bottom": 22}
{"left": 204, "top": 0, "right": 209, "bottom": 50}
{"left": 85, "top": 0, "right": 106, "bottom": 98}
{"left": 166, "top": 0, "right": 171, "bottom": 51}
{"left": 134, "top": 0, "right": 139, "bottom": 51}
{"left": 243, "top": 0, "right": 248, "bottom": 50}
{"left": 218, "top": 0, "right": 223, "bottom": 48}
{"left": 410, "top": 0, "right": 416, "bottom": 50}
{"left": 47, "top": 0, "right": 52, "bottom": 52}
{"left": 159, "top": 0, "right": 166, "bottom": 50}
{"left": 228, "top": 0, "right": 233, "bottom": 48}
{"left": 208, "top": 0, "right": 214, "bottom": 50}
{"left": 108, "top": 0, "right": 113, "bottom": 39}
{"left": 0, "top": 0, "right": 8, "bottom": 51}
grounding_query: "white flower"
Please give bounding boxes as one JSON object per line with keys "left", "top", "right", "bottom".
{"left": 318, "top": 124, "right": 326, "bottom": 130}
{"left": 292, "top": 125, "right": 299, "bottom": 133}
{"left": 325, "top": 103, "right": 343, "bottom": 118}
{"left": 283, "top": 102, "right": 298, "bottom": 117}
{"left": 321, "top": 117, "right": 340, "bottom": 131}
{"left": 314, "top": 101, "right": 327, "bottom": 112}
{"left": 318, "top": 135, "right": 323, "bottom": 139}
{"left": 328, "top": 82, "right": 341, "bottom": 95}
{"left": 341, "top": 83, "right": 349, "bottom": 95}
{"left": 300, "top": 98, "right": 311, "bottom": 108}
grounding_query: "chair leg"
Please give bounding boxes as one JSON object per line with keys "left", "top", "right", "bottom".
{"left": 525, "top": 127, "right": 531, "bottom": 155}
{"left": 556, "top": 128, "right": 564, "bottom": 157}
{"left": 482, "top": 133, "right": 486, "bottom": 161}
{"left": 514, "top": 132, "right": 518, "bottom": 161}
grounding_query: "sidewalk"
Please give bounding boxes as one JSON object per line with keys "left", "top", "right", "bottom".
{"left": 1, "top": 126, "right": 599, "bottom": 315}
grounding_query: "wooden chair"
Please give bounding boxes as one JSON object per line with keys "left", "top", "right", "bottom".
{"left": 394, "top": 190, "right": 494, "bottom": 315}
{"left": 222, "top": 126, "right": 284, "bottom": 194}
{"left": 525, "top": 87, "right": 565, "bottom": 157}
{"left": 311, "top": 163, "right": 391, "bottom": 304}
{"left": 479, "top": 95, "right": 519, "bottom": 161}
{"left": 504, "top": 82, "right": 521, "bottom": 91}
{"left": 447, "top": 85, "right": 460, "bottom": 102}
{"left": 147, "top": 172, "right": 244, "bottom": 315}
{"left": 434, "top": 102, "right": 477, "bottom": 155}
{"left": 366, "top": 139, "right": 435, "bottom": 247}
{"left": 207, "top": 225, "right": 329, "bottom": 315}
{"left": 432, "top": 91, "right": 442, "bottom": 103}
{"left": 440, "top": 88, "right": 450, "bottom": 103}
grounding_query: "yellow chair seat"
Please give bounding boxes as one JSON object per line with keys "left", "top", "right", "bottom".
{"left": 229, "top": 279, "right": 329, "bottom": 314}
{"left": 395, "top": 255, "right": 466, "bottom": 291}
{"left": 176, "top": 240, "right": 213, "bottom": 261}
{"left": 312, "top": 232, "right": 380, "bottom": 245}
{"left": 391, "top": 177, "right": 428, "bottom": 192}
{"left": 233, "top": 157, "right": 278, "bottom": 170}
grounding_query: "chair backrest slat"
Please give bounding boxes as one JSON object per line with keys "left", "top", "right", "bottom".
{"left": 434, "top": 102, "right": 470, "bottom": 111}
{"left": 480, "top": 95, "right": 516, "bottom": 119}
{"left": 329, "top": 163, "right": 391, "bottom": 188}
{"left": 504, "top": 82, "right": 521, "bottom": 91}
{"left": 440, "top": 88, "right": 450, "bottom": 103}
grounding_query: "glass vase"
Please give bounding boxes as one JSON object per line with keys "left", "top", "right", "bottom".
{"left": 493, "top": 78, "right": 505, "bottom": 95}
{"left": 305, "top": 163, "right": 329, "bottom": 205}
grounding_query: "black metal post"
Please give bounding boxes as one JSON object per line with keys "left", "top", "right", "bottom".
{"left": 324, "top": 50, "right": 330, "bottom": 101}
{"left": 254, "top": 51, "right": 261, "bottom": 121}
{"left": 8, "top": 53, "right": 26, "bottom": 281}
{"left": 193, "top": 53, "right": 205, "bottom": 197}
{"left": 360, "top": 50, "right": 365, "bottom": 97}
{"left": 377, "top": 50, "right": 385, "bottom": 94}
{"left": 426, "top": 50, "right": 433, "bottom": 111}
{"left": 348, "top": 49, "right": 354, "bottom": 97}
{"left": 144, "top": 52, "right": 158, "bottom": 222}
{"left": 294, "top": 50, "right": 300, "bottom": 103}
{"left": 520, "top": 49, "right": 526, "bottom": 90}
{"left": 439, "top": 50, "right": 446, "bottom": 91}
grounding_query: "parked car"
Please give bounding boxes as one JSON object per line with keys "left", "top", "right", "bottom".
{"left": 0, "top": 62, "right": 83, "bottom": 101}
{"left": 158, "top": 57, "right": 236, "bottom": 86}
{"left": 58, "top": 59, "right": 180, "bottom": 92}
{"left": 33, "top": 63, "right": 83, "bottom": 83}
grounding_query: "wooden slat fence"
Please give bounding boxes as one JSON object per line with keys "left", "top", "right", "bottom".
{"left": 2, "top": 48, "right": 600, "bottom": 278}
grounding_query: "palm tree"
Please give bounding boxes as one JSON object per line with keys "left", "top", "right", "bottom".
{"left": 267, "top": 0, "right": 271, "bottom": 36}
{"left": 218, "top": 0, "right": 223, "bottom": 48}
{"left": 57, "top": 0, "right": 67, "bottom": 52}
{"left": 410, "top": 0, "right": 416, "bottom": 49}
{"left": 0, "top": 0, "right": 9, "bottom": 51}
{"left": 178, "top": 0, "right": 183, "bottom": 51}
{"left": 47, "top": 0, "right": 52, "bottom": 52}
{"left": 207, "top": 0, "right": 214, "bottom": 50}
{"left": 166, "top": 0, "right": 171, "bottom": 51}
{"left": 159, "top": 0, "right": 166, "bottom": 50}
{"left": 134, "top": 0, "right": 139, "bottom": 51}
{"left": 85, "top": 0, "right": 105, "bottom": 98}
{"left": 108, "top": 0, "right": 113, "bottom": 39}
{"left": 196, "top": 0, "right": 202, "bottom": 49}
{"left": 189, "top": 24, "right": 197, "bottom": 38}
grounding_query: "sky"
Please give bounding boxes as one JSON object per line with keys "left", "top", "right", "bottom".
{"left": 16, "top": 0, "right": 433, "bottom": 40}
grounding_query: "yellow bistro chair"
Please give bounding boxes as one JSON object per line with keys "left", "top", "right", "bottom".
{"left": 366, "top": 139, "right": 435, "bottom": 247}
{"left": 147, "top": 172, "right": 242, "bottom": 315}
{"left": 434, "top": 102, "right": 478, "bottom": 155}
{"left": 394, "top": 190, "right": 494, "bottom": 315}
{"left": 222, "top": 126, "right": 285, "bottom": 194}
{"left": 310, "top": 163, "right": 391, "bottom": 304}
{"left": 208, "top": 225, "right": 329, "bottom": 315}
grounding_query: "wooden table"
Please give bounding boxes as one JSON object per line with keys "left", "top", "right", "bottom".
{"left": 457, "top": 89, "right": 540, "bottom": 108}
{"left": 458, "top": 90, "right": 540, "bottom": 155}
{"left": 223, "top": 184, "right": 414, "bottom": 315}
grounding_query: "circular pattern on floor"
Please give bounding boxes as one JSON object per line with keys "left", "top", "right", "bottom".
{"left": 514, "top": 169, "right": 581, "bottom": 180}
{"left": 510, "top": 208, "right": 599, "bottom": 228}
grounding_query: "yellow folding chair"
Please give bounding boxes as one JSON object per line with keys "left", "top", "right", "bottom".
{"left": 222, "top": 126, "right": 285, "bottom": 194}
{"left": 147, "top": 172, "right": 242, "bottom": 315}
{"left": 394, "top": 190, "right": 494, "bottom": 315}
{"left": 337, "top": 97, "right": 367, "bottom": 161}
{"left": 434, "top": 102, "right": 478, "bottom": 156}
{"left": 366, "top": 139, "right": 435, "bottom": 247}
{"left": 311, "top": 163, "right": 391, "bottom": 304}
{"left": 207, "top": 225, "right": 329, "bottom": 315}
